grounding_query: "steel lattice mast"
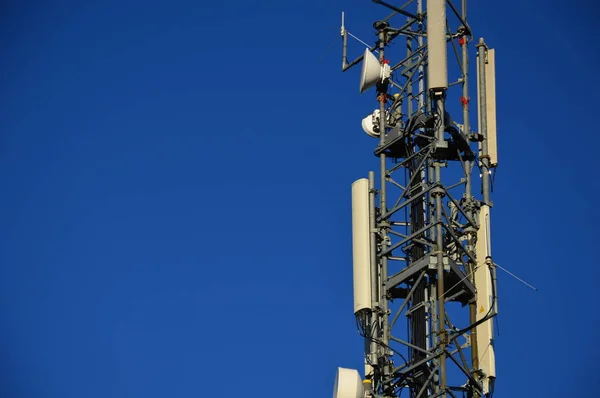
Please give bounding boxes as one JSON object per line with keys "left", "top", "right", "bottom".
{"left": 335, "top": 1, "right": 500, "bottom": 398}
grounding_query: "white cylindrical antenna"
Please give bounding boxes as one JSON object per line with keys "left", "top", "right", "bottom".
{"left": 426, "top": 0, "right": 448, "bottom": 91}
{"left": 485, "top": 48, "right": 498, "bottom": 167}
{"left": 474, "top": 204, "right": 496, "bottom": 395}
{"left": 351, "top": 178, "right": 372, "bottom": 314}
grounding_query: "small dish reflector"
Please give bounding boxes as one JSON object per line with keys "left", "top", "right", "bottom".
{"left": 361, "top": 109, "right": 381, "bottom": 137}
{"left": 359, "top": 48, "right": 390, "bottom": 94}
{"left": 333, "top": 367, "right": 363, "bottom": 398}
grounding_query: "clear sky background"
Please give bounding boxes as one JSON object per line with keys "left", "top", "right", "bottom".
{"left": 1, "top": 1, "right": 598, "bottom": 397}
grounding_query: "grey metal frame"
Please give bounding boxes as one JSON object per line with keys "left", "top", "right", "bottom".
{"left": 342, "top": 1, "right": 496, "bottom": 397}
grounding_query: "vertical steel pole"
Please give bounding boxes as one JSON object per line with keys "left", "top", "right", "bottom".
{"left": 376, "top": 27, "right": 391, "bottom": 393}
{"left": 461, "top": 2, "right": 480, "bottom": 393}
{"left": 434, "top": 163, "right": 447, "bottom": 398}
{"left": 461, "top": 2, "right": 471, "bottom": 202}
{"left": 341, "top": 12, "right": 348, "bottom": 70}
{"left": 368, "top": 171, "right": 379, "bottom": 386}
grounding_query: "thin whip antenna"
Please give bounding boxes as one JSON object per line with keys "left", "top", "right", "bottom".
{"left": 341, "top": 11, "right": 379, "bottom": 53}
{"left": 494, "top": 263, "right": 538, "bottom": 291}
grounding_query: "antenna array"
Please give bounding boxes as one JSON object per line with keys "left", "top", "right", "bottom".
{"left": 335, "top": 1, "right": 500, "bottom": 398}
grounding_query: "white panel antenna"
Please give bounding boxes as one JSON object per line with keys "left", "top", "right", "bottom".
{"left": 477, "top": 47, "right": 498, "bottom": 167}
{"left": 485, "top": 49, "right": 498, "bottom": 166}
{"left": 426, "top": 0, "right": 448, "bottom": 91}
{"left": 351, "top": 178, "right": 372, "bottom": 314}
{"left": 474, "top": 204, "right": 496, "bottom": 395}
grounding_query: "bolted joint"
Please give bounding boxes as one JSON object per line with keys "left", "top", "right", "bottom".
{"left": 431, "top": 186, "right": 446, "bottom": 197}
{"left": 373, "top": 20, "right": 390, "bottom": 32}
{"left": 382, "top": 235, "right": 391, "bottom": 246}
{"left": 457, "top": 25, "right": 469, "bottom": 37}
{"left": 438, "top": 329, "right": 449, "bottom": 346}
{"left": 472, "top": 368, "right": 485, "bottom": 380}
{"left": 463, "top": 226, "right": 477, "bottom": 235}
{"left": 464, "top": 333, "right": 471, "bottom": 348}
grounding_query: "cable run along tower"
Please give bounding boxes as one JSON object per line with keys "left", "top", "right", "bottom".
{"left": 333, "top": 1, "right": 500, "bottom": 398}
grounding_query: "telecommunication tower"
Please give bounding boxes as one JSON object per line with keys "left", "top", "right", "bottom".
{"left": 333, "top": 1, "right": 500, "bottom": 397}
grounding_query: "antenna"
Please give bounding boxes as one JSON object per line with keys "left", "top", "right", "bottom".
{"left": 333, "top": 368, "right": 365, "bottom": 398}
{"left": 359, "top": 49, "right": 391, "bottom": 93}
{"left": 335, "top": 1, "right": 503, "bottom": 397}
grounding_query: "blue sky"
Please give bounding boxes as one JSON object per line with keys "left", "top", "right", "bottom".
{"left": 1, "top": 1, "right": 598, "bottom": 397}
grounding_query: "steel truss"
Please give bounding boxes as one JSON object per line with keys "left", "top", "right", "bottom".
{"left": 342, "top": 0, "right": 497, "bottom": 397}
